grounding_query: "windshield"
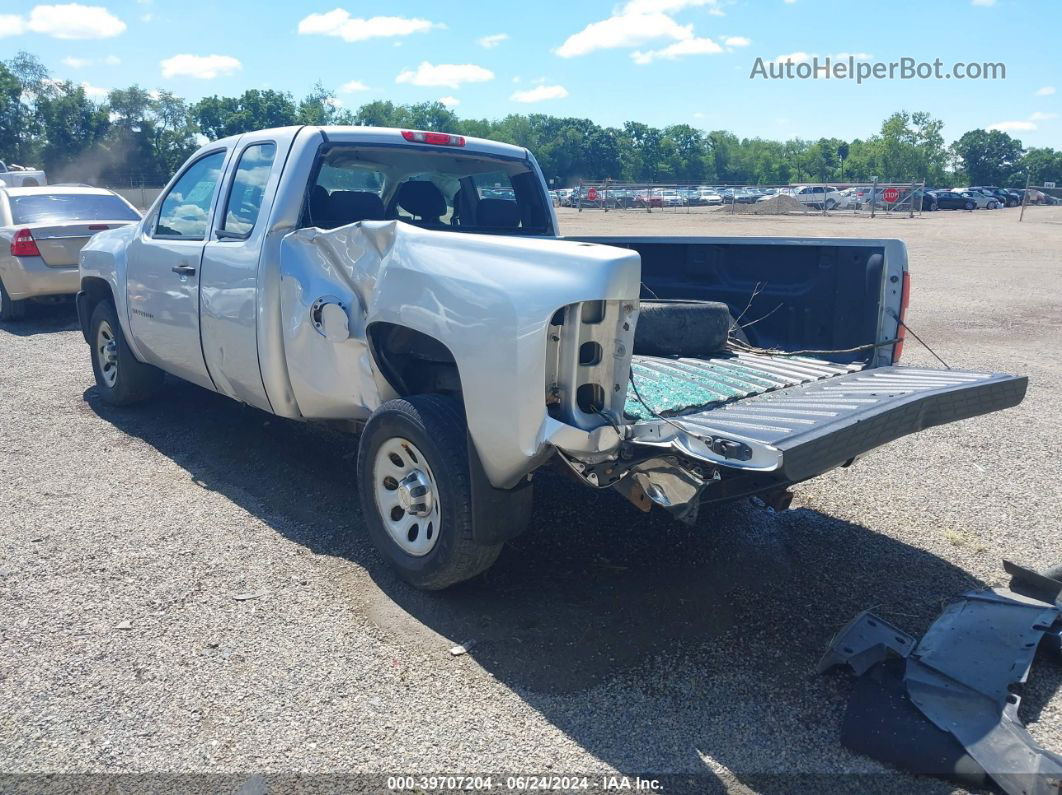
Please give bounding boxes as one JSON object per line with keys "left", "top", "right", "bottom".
{"left": 303, "top": 144, "right": 553, "bottom": 236}
{"left": 9, "top": 193, "right": 140, "bottom": 224}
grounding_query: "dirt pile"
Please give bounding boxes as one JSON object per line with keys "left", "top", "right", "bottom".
{"left": 714, "top": 194, "right": 808, "bottom": 215}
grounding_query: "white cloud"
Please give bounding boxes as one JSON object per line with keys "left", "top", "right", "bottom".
{"left": 834, "top": 51, "right": 872, "bottom": 60}
{"left": 478, "top": 33, "right": 508, "bottom": 48}
{"left": 723, "top": 35, "right": 750, "bottom": 47}
{"left": 971, "top": 0, "right": 995, "bottom": 5}
{"left": 326, "top": 97, "right": 344, "bottom": 108}
{"left": 1035, "top": 85, "right": 1056, "bottom": 96}
{"left": 160, "top": 54, "right": 242, "bottom": 79}
{"left": 297, "top": 10, "right": 440, "bottom": 42}
{"left": 25, "top": 4, "right": 126, "bottom": 39}
{"left": 774, "top": 51, "right": 812, "bottom": 63}
{"left": 0, "top": 14, "right": 27, "bottom": 37}
{"left": 556, "top": 11, "right": 692, "bottom": 57}
{"left": 338, "top": 79, "right": 369, "bottom": 93}
{"left": 555, "top": 0, "right": 739, "bottom": 58}
{"left": 783, "top": 0, "right": 797, "bottom": 3}
{"left": 395, "top": 61, "right": 494, "bottom": 89}
{"left": 511, "top": 84, "right": 569, "bottom": 103}
{"left": 438, "top": 95, "right": 459, "bottom": 107}
{"left": 987, "top": 120, "right": 1036, "bottom": 131}
{"left": 632, "top": 36, "right": 723, "bottom": 64}
{"left": 1029, "top": 111, "right": 1059, "bottom": 121}
{"left": 79, "top": 81, "right": 107, "bottom": 98}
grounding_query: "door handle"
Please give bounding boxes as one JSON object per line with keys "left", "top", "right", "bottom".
{"left": 171, "top": 263, "right": 197, "bottom": 276}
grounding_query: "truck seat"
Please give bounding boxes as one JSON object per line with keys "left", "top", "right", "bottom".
{"left": 477, "top": 198, "right": 520, "bottom": 228}
{"left": 328, "top": 190, "right": 385, "bottom": 226}
{"left": 396, "top": 181, "right": 447, "bottom": 224}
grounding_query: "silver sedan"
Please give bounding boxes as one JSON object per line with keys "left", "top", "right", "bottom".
{"left": 0, "top": 186, "right": 141, "bottom": 321}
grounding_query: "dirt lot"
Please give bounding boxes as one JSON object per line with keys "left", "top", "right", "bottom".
{"left": 1, "top": 206, "right": 1060, "bottom": 792}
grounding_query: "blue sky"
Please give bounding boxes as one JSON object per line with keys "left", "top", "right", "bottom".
{"left": 2, "top": 0, "right": 1060, "bottom": 147}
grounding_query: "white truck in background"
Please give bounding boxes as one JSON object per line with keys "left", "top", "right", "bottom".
{"left": 0, "top": 162, "right": 47, "bottom": 188}
{"left": 76, "top": 125, "right": 1027, "bottom": 589}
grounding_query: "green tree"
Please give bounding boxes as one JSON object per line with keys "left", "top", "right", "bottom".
{"left": 193, "top": 89, "right": 297, "bottom": 140}
{"left": 951, "top": 128, "right": 1025, "bottom": 185}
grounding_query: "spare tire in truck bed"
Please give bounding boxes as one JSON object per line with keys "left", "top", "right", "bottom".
{"left": 633, "top": 300, "right": 732, "bottom": 357}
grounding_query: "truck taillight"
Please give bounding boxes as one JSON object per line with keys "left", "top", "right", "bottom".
{"left": 401, "top": 130, "right": 465, "bottom": 147}
{"left": 893, "top": 271, "right": 911, "bottom": 361}
{"left": 10, "top": 228, "right": 40, "bottom": 257}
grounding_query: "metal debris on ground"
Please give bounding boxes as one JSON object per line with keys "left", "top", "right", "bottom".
{"left": 820, "top": 560, "right": 1062, "bottom": 795}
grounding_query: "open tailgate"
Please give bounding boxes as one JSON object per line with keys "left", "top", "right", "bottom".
{"left": 628, "top": 357, "right": 1028, "bottom": 481}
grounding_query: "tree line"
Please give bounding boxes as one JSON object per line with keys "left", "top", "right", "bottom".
{"left": 2, "top": 51, "right": 1060, "bottom": 189}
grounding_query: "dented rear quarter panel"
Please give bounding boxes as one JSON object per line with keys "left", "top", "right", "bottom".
{"left": 278, "top": 220, "right": 641, "bottom": 487}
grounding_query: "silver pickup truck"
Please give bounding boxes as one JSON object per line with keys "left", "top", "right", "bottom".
{"left": 77, "top": 125, "right": 1027, "bottom": 589}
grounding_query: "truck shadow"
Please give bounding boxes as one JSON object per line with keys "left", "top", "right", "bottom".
{"left": 83, "top": 377, "right": 1057, "bottom": 793}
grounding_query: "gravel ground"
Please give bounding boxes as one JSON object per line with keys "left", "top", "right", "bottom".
{"left": 1, "top": 206, "right": 1060, "bottom": 793}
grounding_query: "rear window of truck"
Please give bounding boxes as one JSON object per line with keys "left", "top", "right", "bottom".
{"left": 10, "top": 193, "right": 140, "bottom": 224}
{"left": 303, "top": 144, "right": 552, "bottom": 235}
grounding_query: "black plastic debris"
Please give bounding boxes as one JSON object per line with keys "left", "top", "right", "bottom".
{"left": 820, "top": 560, "right": 1062, "bottom": 795}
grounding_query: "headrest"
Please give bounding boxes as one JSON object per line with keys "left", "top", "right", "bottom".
{"left": 397, "top": 181, "right": 447, "bottom": 220}
{"left": 477, "top": 198, "right": 521, "bottom": 228}
{"left": 308, "top": 185, "right": 329, "bottom": 226}
{"left": 329, "top": 190, "right": 385, "bottom": 226}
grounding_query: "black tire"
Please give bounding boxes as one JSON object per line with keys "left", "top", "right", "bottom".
{"left": 825, "top": 199, "right": 837, "bottom": 211}
{"left": 89, "top": 300, "right": 165, "bottom": 406}
{"left": 0, "top": 278, "right": 28, "bottom": 322}
{"left": 357, "top": 394, "right": 503, "bottom": 590}
{"left": 965, "top": 201, "right": 976, "bottom": 211}
{"left": 634, "top": 300, "right": 732, "bottom": 357}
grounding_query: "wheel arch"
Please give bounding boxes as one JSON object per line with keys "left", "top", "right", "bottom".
{"left": 76, "top": 276, "right": 114, "bottom": 344}
{"left": 366, "top": 321, "right": 464, "bottom": 400}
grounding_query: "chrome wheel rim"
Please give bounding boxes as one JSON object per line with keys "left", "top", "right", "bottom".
{"left": 96, "top": 321, "right": 118, "bottom": 388}
{"left": 373, "top": 437, "right": 441, "bottom": 557}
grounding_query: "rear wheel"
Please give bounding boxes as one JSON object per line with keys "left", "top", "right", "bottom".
{"left": 0, "top": 279, "right": 27, "bottom": 322}
{"left": 824, "top": 199, "right": 837, "bottom": 211}
{"left": 89, "top": 300, "right": 165, "bottom": 405}
{"left": 357, "top": 394, "right": 503, "bottom": 590}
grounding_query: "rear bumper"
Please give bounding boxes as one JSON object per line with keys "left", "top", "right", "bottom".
{"left": 0, "top": 256, "right": 79, "bottom": 300}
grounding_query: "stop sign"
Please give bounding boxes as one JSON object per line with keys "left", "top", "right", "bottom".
{"left": 882, "top": 187, "right": 900, "bottom": 203}
{"left": 587, "top": 187, "right": 598, "bottom": 201}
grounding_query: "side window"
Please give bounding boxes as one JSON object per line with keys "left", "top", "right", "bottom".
{"left": 155, "top": 151, "right": 226, "bottom": 239}
{"left": 221, "top": 143, "right": 277, "bottom": 237}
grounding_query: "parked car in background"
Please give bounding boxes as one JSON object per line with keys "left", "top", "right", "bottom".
{"left": 785, "top": 185, "right": 843, "bottom": 210}
{"left": 956, "top": 189, "right": 1000, "bottom": 209}
{"left": 970, "top": 186, "right": 1020, "bottom": 207}
{"left": 0, "top": 186, "right": 141, "bottom": 321}
{"left": 689, "top": 188, "right": 723, "bottom": 206}
{"left": 0, "top": 161, "right": 47, "bottom": 188}
{"left": 931, "top": 191, "right": 978, "bottom": 211}
{"left": 633, "top": 189, "right": 663, "bottom": 208}
{"left": 658, "top": 190, "right": 685, "bottom": 207}
{"left": 723, "top": 188, "right": 761, "bottom": 204}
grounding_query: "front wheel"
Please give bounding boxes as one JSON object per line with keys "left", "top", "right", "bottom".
{"left": 965, "top": 201, "right": 976, "bottom": 210}
{"left": 357, "top": 395, "right": 503, "bottom": 590}
{"left": 0, "top": 279, "right": 27, "bottom": 322}
{"left": 89, "top": 300, "right": 165, "bottom": 405}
